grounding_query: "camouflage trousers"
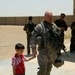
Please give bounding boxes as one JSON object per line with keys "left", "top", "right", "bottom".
{"left": 37, "top": 49, "right": 53, "bottom": 75}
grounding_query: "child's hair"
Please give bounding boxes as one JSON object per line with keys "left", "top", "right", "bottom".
{"left": 15, "top": 43, "right": 25, "bottom": 50}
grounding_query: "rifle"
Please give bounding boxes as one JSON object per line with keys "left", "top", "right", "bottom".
{"left": 44, "top": 23, "right": 69, "bottom": 57}
{"left": 61, "top": 44, "right": 69, "bottom": 57}
{"left": 50, "top": 29, "right": 69, "bottom": 57}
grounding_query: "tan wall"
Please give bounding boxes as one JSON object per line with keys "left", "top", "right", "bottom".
{"left": 15, "top": 17, "right": 27, "bottom": 25}
{"left": 6, "top": 17, "right": 15, "bottom": 25}
{"left": 0, "top": 15, "right": 74, "bottom": 26}
{"left": 32, "top": 17, "right": 40, "bottom": 24}
{"left": 0, "top": 17, "right": 6, "bottom": 25}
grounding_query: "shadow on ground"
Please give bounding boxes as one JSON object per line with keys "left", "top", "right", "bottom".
{"left": 61, "top": 50, "right": 75, "bottom": 62}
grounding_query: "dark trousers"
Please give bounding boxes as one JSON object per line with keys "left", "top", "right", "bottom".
{"left": 70, "top": 37, "right": 75, "bottom": 52}
{"left": 60, "top": 32, "right": 64, "bottom": 44}
{"left": 27, "top": 33, "right": 32, "bottom": 54}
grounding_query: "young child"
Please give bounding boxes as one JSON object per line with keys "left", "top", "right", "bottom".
{"left": 11, "top": 43, "right": 35, "bottom": 75}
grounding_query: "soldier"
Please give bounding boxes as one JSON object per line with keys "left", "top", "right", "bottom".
{"left": 70, "top": 21, "right": 75, "bottom": 53}
{"left": 23, "top": 16, "right": 36, "bottom": 55}
{"left": 54, "top": 13, "right": 68, "bottom": 55}
{"left": 30, "top": 11, "right": 64, "bottom": 75}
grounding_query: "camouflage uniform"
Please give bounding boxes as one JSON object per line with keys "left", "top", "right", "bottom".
{"left": 30, "top": 21, "right": 61, "bottom": 75}
{"left": 70, "top": 21, "right": 75, "bottom": 53}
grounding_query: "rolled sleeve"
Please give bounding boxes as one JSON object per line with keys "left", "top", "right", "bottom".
{"left": 30, "top": 24, "right": 42, "bottom": 50}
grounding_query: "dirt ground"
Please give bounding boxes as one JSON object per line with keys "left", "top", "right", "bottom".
{"left": 0, "top": 25, "right": 71, "bottom": 60}
{"left": 0, "top": 25, "right": 27, "bottom": 60}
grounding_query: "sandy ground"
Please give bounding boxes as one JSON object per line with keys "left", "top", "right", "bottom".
{"left": 0, "top": 25, "right": 71, "bottom": 60}
{"left": 0, "top": 25, "right": 27, "bottom": 60}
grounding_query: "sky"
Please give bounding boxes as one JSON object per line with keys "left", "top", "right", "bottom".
{"left": 0, "top": 0, "right": 73, "bottom": 17}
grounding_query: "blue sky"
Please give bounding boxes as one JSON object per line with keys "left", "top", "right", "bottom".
{"left": 0, "top": 0, "right": 73, "bottom": 17}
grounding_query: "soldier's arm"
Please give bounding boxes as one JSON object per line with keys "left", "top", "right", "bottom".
{"left": 30, "top": 24, "right": 42, "bottom": 56}
{"left": 30, "top": 31, "right": 37, "bottom": 57}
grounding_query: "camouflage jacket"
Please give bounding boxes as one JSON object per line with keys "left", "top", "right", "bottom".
{"left": 30, "top": 21, "right": 61, "bottom": 51}
{"left": 30, "top": 21, "right": 61, "bottom": 63}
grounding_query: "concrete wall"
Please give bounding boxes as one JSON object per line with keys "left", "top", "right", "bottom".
{"left": 15, "top": 17, "right": 27, "bottom": 25}
{"left": 6, "top": 17, "right": 15, "bottom": 25}
{"left": 0, "top": 15, "right": 74, "bottom": 26}
{"left": 0, "top": 17, "right": 6, "bottom": 25}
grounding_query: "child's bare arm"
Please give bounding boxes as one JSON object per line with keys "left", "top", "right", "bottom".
{"left": 12, "top": 66, "right": 16, "bottom": 75}
{"left": 25, "top": 56, "right": 36, "bottom": 62}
